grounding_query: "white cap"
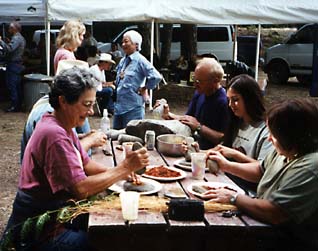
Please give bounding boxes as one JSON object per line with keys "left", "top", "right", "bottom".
{"left": 56, "top": 59, "right": 89, "bottom": 75}
{"left": 98, "top": 53, "right": 115, "bottom": 64}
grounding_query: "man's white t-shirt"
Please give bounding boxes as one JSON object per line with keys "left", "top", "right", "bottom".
{"left": 89, "top": 64, "right": 105, "bottom": 91}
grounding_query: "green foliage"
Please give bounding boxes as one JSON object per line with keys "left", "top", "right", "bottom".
{"left": 0, "top": 228, "right": 14, "bottom": 251}
{"left": 20, "top": 218, "right": 34, "bottom": 243}
{"left": 35, "top": 212, "right": 51, "bottom": 240}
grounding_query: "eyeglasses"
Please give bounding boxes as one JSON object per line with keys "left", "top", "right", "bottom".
{"left": 82, "top": 101, "right": 96, "bottom": 110}
{"left": 194, "top": 79, "right": 212, "bottom": 85}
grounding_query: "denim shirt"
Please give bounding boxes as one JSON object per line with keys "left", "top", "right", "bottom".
{"left": 0, "top": 32, "right": 25, "bottom": 63}
{"left": 115, "top": 51, "right": 162, "bottom": 115}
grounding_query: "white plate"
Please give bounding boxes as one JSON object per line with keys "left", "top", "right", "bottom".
{"left": 142, "top": 165, "right": 187, "bottom": 181}
{"left": 187, "top": 181, "right": 245, "bottom": 199}
{"left": 108, "top": 177, "right": 162, "bottom": 195}
{"left": 173, "top": 158, "right": 209, "bottom": 172}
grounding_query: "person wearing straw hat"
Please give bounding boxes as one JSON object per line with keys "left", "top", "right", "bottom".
{"left": 89, "top": 53, "right": 116, "bottom": 116}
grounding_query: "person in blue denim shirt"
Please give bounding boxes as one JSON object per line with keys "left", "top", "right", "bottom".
{"left": 0, "top": 21, "right": 26, "bottom": 112}
{"left": 113, "top": 30, "right": 162, "bottom": 129}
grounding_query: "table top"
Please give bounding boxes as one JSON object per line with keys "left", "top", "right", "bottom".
{"left": 88, "top": 140, "right": 275, "bottom": 251}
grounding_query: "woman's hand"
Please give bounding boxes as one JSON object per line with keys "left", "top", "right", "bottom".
{"left": 122, "top": 147, "right": 149, "bottom": 173}
{"left": 86, "top": 130, "right": 107, "bottom": 148}
{"left": 206, "top": 150, "right": 231, "bottom": 172}
{"left": 212, "top": 145, "right": 238, "bottom": 159}
{"left": 181, "top": 140, "right": 199, "bottom": 154}
{"left": 200, "top": 187, "right": 237, "bottom": 203}
{"left": 127, "top": 172, "right": 141, "bottom": 185}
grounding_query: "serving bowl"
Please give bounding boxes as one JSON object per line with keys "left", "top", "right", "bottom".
{"left": 156, "top": 134, "right": 186, "bottom": 157}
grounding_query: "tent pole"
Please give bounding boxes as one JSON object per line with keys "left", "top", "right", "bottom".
{"left": 45, "top": 0, "right": 51, "bottom": 76}
{"left": 255, "top": 24, "right": 261, "bottom": 82}
{"left": 46, "top": 21, "right": 51, "bottom": 76}
{"left": 233, "top": 25, "right": 238, "bottom": 61}
{"left": 149, "top": 19, "right": 155, "bottom": 110}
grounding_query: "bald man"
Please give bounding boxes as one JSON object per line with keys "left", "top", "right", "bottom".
{"left": 160, "top": 58, "right": 230, "bottom": 149}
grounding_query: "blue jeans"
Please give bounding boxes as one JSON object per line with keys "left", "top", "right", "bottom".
{"left": 6, "top": 62, "right": 24, "bottom": 108}
{"left": 96, "top": 87, "right": 114, "bottom": 113}
{"left": 2, "top": 190, "right": 91, "bottom": 251}
{"left": 113, "top": 107, "right": 144, "bottom": 129}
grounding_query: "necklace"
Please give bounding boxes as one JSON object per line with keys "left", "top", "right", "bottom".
{"left": 119, "top": 57, "right": 131, "bottom": 79}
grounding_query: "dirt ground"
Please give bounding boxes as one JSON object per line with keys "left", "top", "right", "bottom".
{"left": 0, "top": 73, "right": 317, "bottom": 235}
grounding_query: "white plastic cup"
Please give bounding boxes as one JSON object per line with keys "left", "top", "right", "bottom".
{"left": 191, "top": 152, "right": 206, "bottom": 180}
{"left": 120, "top": 191, "right": 140, "bottom": 221}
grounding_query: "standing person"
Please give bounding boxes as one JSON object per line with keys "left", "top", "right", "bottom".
{"left": 114, "top": 30, "right": 162, "bottom": 129}
{"left": 54, "top": 20, "right": 86, "bottom": 73}
{"left": 81, "top": 29, "right": 98, "bottom": 48}
{"left": 159, "top": 57, "right": 230, "bottom": 150}
{"left": 0, "top": 21, "right": 26, "bottom": 112}
{"left": 89, "top": 53, "right": 116, "bottom": 116}
{"left": 1, "top": 67, "right": 149, "bottom": 251}
{"left": 206, "top": 98, "right": 318, "bottom": 250}
{"left": 54, "top": 20, "right": 90, "bottom": 135}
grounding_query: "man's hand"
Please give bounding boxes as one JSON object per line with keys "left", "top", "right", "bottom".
{"left": 179, "top": 115, "right": 200, "bottom": 131}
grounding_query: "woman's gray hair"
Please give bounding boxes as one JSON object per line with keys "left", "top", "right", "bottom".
{"left": 49, "top": 66, "right": 98, "bottom": 109}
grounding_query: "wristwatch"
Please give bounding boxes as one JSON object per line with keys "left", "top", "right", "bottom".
{"left": 195, "top": 124, "right": 202, "bottom": 134}
{"left": 230, "top": 193, "right": 239, "bottom": 205}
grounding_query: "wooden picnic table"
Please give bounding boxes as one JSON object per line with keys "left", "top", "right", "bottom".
{"left": 88, "top": 140, "right": 278, "bottom": 251}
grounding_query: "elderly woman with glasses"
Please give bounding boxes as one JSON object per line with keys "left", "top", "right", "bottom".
{"left": 2, "top": 67, "right": 149, "bottom": 251}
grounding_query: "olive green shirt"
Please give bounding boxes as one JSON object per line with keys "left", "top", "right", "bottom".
{"left": 258, "top": 150, "right": 318, "bottom": 224}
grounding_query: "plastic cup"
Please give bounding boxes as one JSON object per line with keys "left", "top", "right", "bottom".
{"left": 191, "top": 152, "right": 206, "bottom": 180}
{"left": 119, "top": 191, "right": 140, "bottom": 221}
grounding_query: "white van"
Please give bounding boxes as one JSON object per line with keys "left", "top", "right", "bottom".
{"left": 263, "top": 24, "right": 315, "bottom": 85}
{"left": 32, "top": 29, "right": 60, "bottom": 46}
{"left": 98, "top": 24, "right": 234, "bottom": 64}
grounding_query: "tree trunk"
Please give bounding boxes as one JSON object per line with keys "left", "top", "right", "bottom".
{"left": 138, "top": 23, "right": 151, "bottom": 59}
{"left": 160, "top": 23, "right": 173, "bottom": 68}
{"left": 181, "top": 24, "right": 197, "bottom": 70}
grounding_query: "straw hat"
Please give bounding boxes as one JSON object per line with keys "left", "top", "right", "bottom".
{"left": 98, "top": 53, "right": 115, "bottom": 64}
{"left": 56, "top": 59, "right": 89, "bottom": 75}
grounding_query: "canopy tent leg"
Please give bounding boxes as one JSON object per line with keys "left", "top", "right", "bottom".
{"left": 149, "top": 19, "right": 155, "bottom": 110}
{"left": 254, "top": 24, "right": 261, "bottom": 82}
{"left": 45, "top": 21, "right": 51, "bottom": 76}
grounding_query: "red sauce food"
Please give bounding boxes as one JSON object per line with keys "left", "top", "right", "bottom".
{"left": 145, "top": 165, "right": 181, "bottom": 178}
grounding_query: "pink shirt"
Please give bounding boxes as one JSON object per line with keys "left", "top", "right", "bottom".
{"left": 54, "top": 48, "right": 76, "bottom": 73}
{"left": 19, "top": 113, "right": 89, "bottom": 198}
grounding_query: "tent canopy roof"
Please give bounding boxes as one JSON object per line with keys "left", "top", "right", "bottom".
{"left": 47, "top": 0, "right": 318, "bottom": 25}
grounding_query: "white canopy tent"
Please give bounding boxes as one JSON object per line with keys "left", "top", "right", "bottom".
{"left": 0, "top": 0, "right": 45, "bottom": 23}
{"left": 47, "top": 0, "right": 318, "bottom": 24}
